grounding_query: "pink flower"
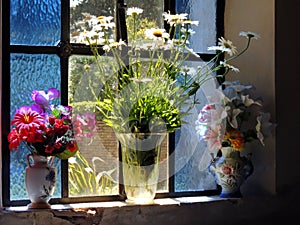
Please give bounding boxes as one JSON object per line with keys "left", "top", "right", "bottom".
{"left": 73, "top": 112, "right": 98, "bottom": 139}
{"left": 203, "top": 125, "right": 222, "bottom": 151}
{"left": 11, "top": 106, "right": 45, "bottom": 132}
{"left": 222, "top": 164, "right": 234, "bottom": 175}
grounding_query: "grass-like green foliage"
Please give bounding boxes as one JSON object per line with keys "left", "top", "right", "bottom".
{"left": 69, "top": 151, "right": 118, "bottom": 196}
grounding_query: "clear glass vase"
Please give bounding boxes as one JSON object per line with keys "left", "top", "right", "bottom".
{"left": 115, "top": 132, "right": 166, "bottom": 204}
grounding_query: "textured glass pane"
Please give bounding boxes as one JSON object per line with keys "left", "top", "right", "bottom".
{"left": 70, "top": 0, "right": 164, "bottom": 44}
{"left": 70, "top": 0, "right": 115, "bottom": 43}
{"left": 176, "top": 0, "right": 217, "bottom": 53}
{"left": 174, "top": 60, "right": 217, "bottom": 192}
{"left": 68, "top": 55, "right": 119, "bottom": 196}
{"left": 126, "top": 0, "right": 164, "bottom": 44}
{"left": 10, "top": 53, "right": 61, "bottom": 200}
{"left": 10, "top": 0, "right": 61, "bottom": 45}
{"left": 126, "top": 0, "right": 164, "bottom": 27}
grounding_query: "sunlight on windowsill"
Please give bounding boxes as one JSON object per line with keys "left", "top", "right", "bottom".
{"left": 5, "top": 196, "right": 235, "bottom": 212}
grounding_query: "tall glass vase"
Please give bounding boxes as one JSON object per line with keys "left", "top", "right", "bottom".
{"left": 115, "top": 132, "right": 166, "bottom": 204}
{"left": 25, "top": 154, "right": 56, "bottom": 209}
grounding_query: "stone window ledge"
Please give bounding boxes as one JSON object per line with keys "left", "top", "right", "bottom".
{"left": 5, "top": 196, "right": 232, "bottom": 211}
{"left": 1, "top": 196, "right": 239, "bottom": 225}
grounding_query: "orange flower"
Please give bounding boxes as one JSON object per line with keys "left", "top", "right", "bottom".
{"left": 224, "top": 130, "right": 244, "bottom": 151}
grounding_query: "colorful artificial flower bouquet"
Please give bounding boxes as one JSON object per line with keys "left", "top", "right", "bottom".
{"left": 195, "top": 80, "right": 275, "bottom": 153}
{"left": 70, "top": 7, "right": 259, "bottom": 134}
{"left": 8, "top": 88, "right": 78, "bottom": 159}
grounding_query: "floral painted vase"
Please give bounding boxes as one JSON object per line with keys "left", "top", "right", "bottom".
{"left": 208, "top": 147, "right": 253, "bottom": 198}
{"left": 25, "top": 154, "right": 56, "bottom": 209}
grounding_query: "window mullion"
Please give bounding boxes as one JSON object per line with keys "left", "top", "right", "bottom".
{"left": 2, "top": 0, "right": 12, "bottom": 207}
{"left": 116, "top": 0, "right": 127, "bottom": 199}
{"left": 116, "top": 0, "right": 128, "bottom": 42}
{"left": 60, "top": 0, "right": 71, "bottom": 199}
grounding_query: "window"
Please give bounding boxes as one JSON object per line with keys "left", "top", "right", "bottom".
{"left": 1, "top": 0, "right": 225, "bottom": 206}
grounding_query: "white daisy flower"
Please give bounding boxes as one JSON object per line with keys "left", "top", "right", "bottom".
{"left": 239, "top": 31, "right": 260, "bottom": 39}
{"left": 127, "top": 7, "right": 143, "bottom": 16}
{"left": 217, "top": 37, "right": 237, "bottom": 56}
{"left": 144, "top": 28, "right": 170, "bottom": 40}
{"left": 219, "top": 61, "right": 240, "bottom": 73}
{"left": 162, "top": 11, "right": 188, "bottom": 25}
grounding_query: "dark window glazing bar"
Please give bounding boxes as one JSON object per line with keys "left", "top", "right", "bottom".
{"left": 116, "top": 0, "right": 128, "bottom": 43}
{"left": 1, "top": 0, "right": 12, "bottom": 207}
{"left": 216, "top": 0, "right": 225, "bottom": 42}
{"left": 60, "top": 0, "right": 71, "bottom": 199}
{"left": 116, "top": 0, "right": 127, "bottom": 199}
{"left": 216, "top": 0, "right": 225, "bottom": 83}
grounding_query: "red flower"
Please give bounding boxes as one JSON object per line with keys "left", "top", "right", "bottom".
{"left": 45, "top": 145, "right": 55, "bottom": 154}
{"left": 46, "top": 127, "right": 56, "bottom": 136}
{"left": 7, "top": 128, "right": 21, "bottom": 151}
{"left": 53, "top": 140, "right": 63, "bottom": 149}
{"left": 54, "top": 119, "right": 69, "bottom": 136}
{"left": 26, "top": 128, "right": 44, "bottom": 143}
{"left": 48, "top": 116, "right": 56, "bottom": 125}
{"left": 67, "top": 142, "right": 78, "bottom": 152}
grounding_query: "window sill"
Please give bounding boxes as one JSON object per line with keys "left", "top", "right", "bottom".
{"left": 1, "top": 196, "right": 239, "bottom": 225}
{"left": 5, "top": 195, "right": 234, "bottom": 211}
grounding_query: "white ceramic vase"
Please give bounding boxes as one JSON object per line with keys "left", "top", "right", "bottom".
{"left": 25, "top": 154, "right": 56, "bottom": 209}
{"left": 208, "top": 147, "right": 253, "bottom": 198}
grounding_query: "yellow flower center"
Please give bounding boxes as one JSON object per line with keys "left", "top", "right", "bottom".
{"left": 23, "top": 113, "right": 30, "bottom": 123}
{"left": 153, "top": 30, "right": 163, "bottom": 37}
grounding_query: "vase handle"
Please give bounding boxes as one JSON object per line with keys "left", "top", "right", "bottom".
{"left": 26, "top": 154, "right": 33, "bottom": 167}
{"left": 49, "top": 156, "right": 55, "bottom": 167}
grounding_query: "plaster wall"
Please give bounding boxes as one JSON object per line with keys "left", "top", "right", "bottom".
{"left": 224, "top": 0, "right": 276, "bottom": 195}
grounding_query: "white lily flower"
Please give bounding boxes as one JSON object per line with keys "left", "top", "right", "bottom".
{"left": 241, "top": 95, "right": 262, "bottom": 107}
{"left": 227, "top": 108, "right": 242, "bottom": 129}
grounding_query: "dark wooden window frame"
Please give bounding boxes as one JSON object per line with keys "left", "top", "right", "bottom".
{"left": 1, "top": 0, "right": 225, "bottom": 207}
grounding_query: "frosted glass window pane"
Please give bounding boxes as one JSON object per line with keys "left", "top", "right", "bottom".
{"left": 10, "top": 0, "right": 61, "bottom": 46}
{"left": 176, "top": 0, "right": 217, "bottom": 53}
{"left": 10, "top": 53, "right": 61, "bottom": 200}
{"left": 174, "top": 60, "right": 218, "bottom": 192}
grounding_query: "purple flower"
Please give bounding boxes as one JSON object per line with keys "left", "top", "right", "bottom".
{"left": 47, "top": 88, "right": 60, "bottom": 100}
{"left": 30, "top": 103, "right": 45, "bottom": 115}
{"left": 31, "top": 88, "right": 60, "bottom": 108}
